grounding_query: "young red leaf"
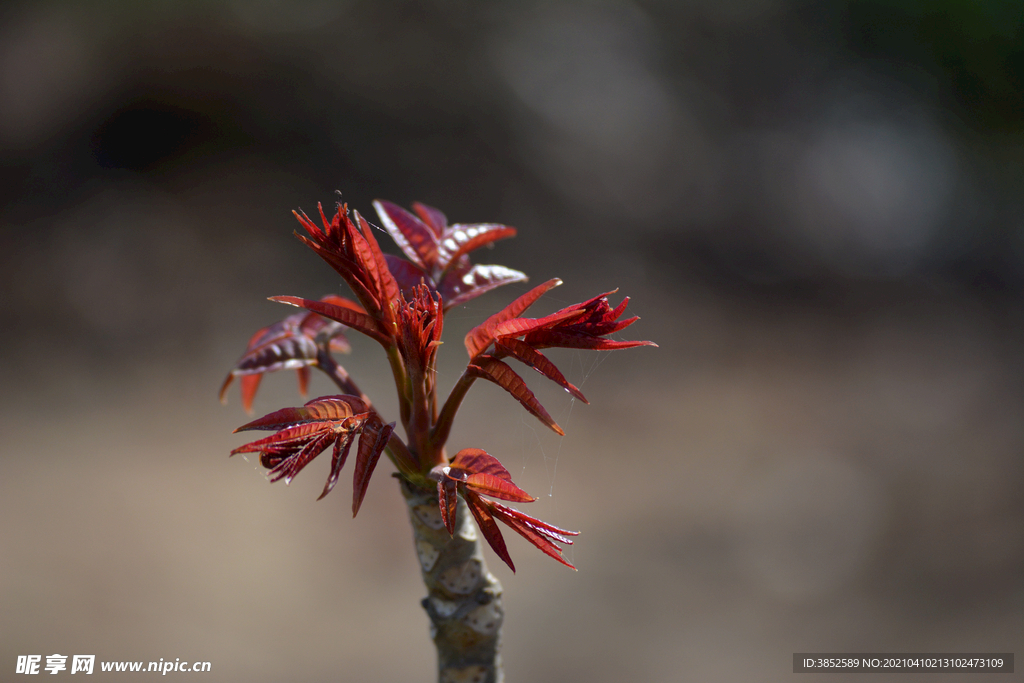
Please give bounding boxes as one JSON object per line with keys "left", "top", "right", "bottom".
{"left": 238, "top": 374, "right": 262, "bottom": 412}
{"left": 437, "top": 224, "right": 517, "bottom": 271}
{"left": 220, "top": 305, "right": 351, "bottom": 412}
{"left": 336, "top": 211, "right": 382, "bottom": 299}
{"left": 232, "top": 396, "right": 401, "bottom": 513}
{"left": 523, "top": 332, "right": 656, "bottom": 351}
{"left": 234, "top": 395, "right": 371, "bottom": 432}
{"left": 489, "top": 307, "right": 586, "bottom": 344}
{"left": 383, "top": 254, "right": 430, "bottom": 293}
{"left": 394, "top": 285, "right": 444, "bottom": 382}
{"left": 293, "top": 202, "right": 403, "bottom": 327}
{"left": 294, "top": 231, "right": 383, "bottom": 315}
{"left": 317, "top": 431, "right": 356, "bottom": 501}
{"left": 522, "top": 292, "right": 657, "bottom": 351}
{"left": 467, "top": 356, "right": 564, "bottom": 435}
{"left": 437, "top": 478, "right": 458, "bottom": 535}
{"left": 352, "top": 210, "right": 402, "bottom": 324}
{"left": 293, "top": 205, "right": 386, "bottom": 317}
{"left": 231, "top": 421, "right": 340, "bottom": 455}
{"left": 448, "top": 448, "right": 514, "bottom": 479}
{"left": 373, "top": 199, "right": 439, "bottom": 269}
{"left": 291, "top": 205, "right": 328, "bottom": 243}
{"left": 487, "top": 500, "right": 578, "bottom": 570}
{"left": 443, "top": 449, "right": 536, "bottom": 503}
{"left": 411, "top": 201, "right": 447, "bottom": 237}
{"left": 463, "top": 490, "right": 516, "bottom": 572}
{"left": 269, "top": 295, "right": 390, "bottom": 346}
{"left": 464, "top": 278, "right": 562, "bottom": 358}
{"left": 461, "top": 489, "right": 578, "bottom": 572}
{"left": 296, "top": 366, "right": 311, "bottom": 398}
{"left": 375, "top": 200, "right": 526, "bottom": 310}
{"left": 490, "top": 500, "right": 578, "bottom": 545}
{"left": 468, "top": 287, "right": 656, "bottom": 362}
{"left": 226, "top": 313, "right": 317, "bottom": 375}
{"left": 301, "top": 297, "right": 356, "bottom": 354}
{"left": 463, "top": 289, "right": 655, "bottom": 414}
{"left": 266, "top": 431, "right": 336, "bottom": 484}
{"left": 351, "top": 420, "right": 395, "bottom": 517}
{"left": 440, "top": 263, "right": 528, "bottom": 309}
{"left": 234, "top": 423, "right": 341, "bottom": 485}
{"left": 494, "top": 338, "right": 587, "bottom": 403}
{"left": 462, "top": 472, "right": 537, "bottom": 503}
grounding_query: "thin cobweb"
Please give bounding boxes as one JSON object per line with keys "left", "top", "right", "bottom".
{"left": 510, "top": 346, "right": 612, "bottom": 568}
{"left": 555, "top": 349, "right": 609, "bottom": 492}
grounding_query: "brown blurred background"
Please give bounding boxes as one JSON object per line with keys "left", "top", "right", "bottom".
{"left": 1, "top": 1, "right": 1021, "bottom": 681}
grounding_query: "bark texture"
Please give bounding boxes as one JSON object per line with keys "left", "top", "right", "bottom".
{"left": 400, "top": 477, "right": 504, "bottom": 683}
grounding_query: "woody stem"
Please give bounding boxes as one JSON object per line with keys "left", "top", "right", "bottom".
{"left": 399, "top": 477, "right": 504, "bottom": 683}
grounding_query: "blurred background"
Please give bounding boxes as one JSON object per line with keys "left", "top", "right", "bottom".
{"left": 1, "top": 0, "right": 1021, "bottom": 681}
